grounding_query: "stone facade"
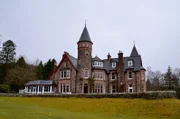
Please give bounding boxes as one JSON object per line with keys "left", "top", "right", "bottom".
{"left": 48, "top": 25, "right": 146, "bottom": 94}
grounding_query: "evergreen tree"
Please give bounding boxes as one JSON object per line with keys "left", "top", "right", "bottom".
{"left": 17, "top": 56, "right": 26, "bottom": 67}
{"left": 0, "top": 40, "right": 16, "bottom": 64}
{"left": 0, "top": 40, "right": 16, "bottom": 84}
{"left": 42, "top": 59, "right": 56, "bottom": 79}
{"left": 164, "top": 66, "right": 172, "bottom": 89}
{"left": 36, "top": 61, "right": 44, "bottom": 79}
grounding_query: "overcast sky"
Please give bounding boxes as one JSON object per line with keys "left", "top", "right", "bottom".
{"left": 0, "top": 0, "right": 179, "bottom": 72}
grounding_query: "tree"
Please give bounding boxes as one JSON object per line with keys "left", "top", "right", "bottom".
{"left": 36, "top": 61, "right": 44, "bottom": 79}
{"left": 146, "top": 79, "right": 151, "bottom": 91}
{"left": 17, "top": 56, "right": 26, "bottom": 67}
{"left": 173, "top": 68, "right": 180, "bottom": 87}
{"left": 4, "top": 65, "right": 36, "bottom": 92}
{"left": 0, "top": 40, "right": 16, "bottom": 84}
{"left": 42, "top": 59, "right": 56, "bottom": 79}
{"left": 0, "top": 40, "right": 16, "bottom": 64}
{"left": 164, "top": 66, "right": 173, "bottom": 90}
{"left": 146, "top": 67, "right": 162, "bottom": 90}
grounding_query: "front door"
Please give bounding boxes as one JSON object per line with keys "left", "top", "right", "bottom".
{"left": 84, "top": 84, "right": 88, "bottom": 94}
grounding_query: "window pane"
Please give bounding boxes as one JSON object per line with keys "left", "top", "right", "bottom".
{"left": 64, "top": 71, "right": 66, "bottom": 78}
{"left": 67, "top": 70, "right": 70, "bottom": 78}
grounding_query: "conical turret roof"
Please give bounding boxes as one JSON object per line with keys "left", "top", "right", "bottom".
{"left": 130, "top": 45, "right": 139, "bottom": 57}
{"left": 78, "top": 25, "right": 92, "bottom": 43}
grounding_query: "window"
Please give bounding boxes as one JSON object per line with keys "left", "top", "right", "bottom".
{"left": 128, "top": 71, "right": 132, "bottom": 79}
{"left": 141, "top": 73, "right": 144, "bottom": 79}
{"left": 112, "top": 62, "right": 116, "bottom": 68}
{"left": 93, "top": 72, "right": 103, "bottom": 80}
{"left": 141, "top": 85, "right": 144, "bottom": 92}
{"left": 92, "top": 61, "right": 103, "bottom": 67}
{"left": 128, "top": 60, "right": 133, "bottom": 67}
{"left": 112, "top": 85, "right": 116, "bottom": 93}
{"left": 39, "top": 86, "right": 42, "bottom": 92}
{"left": 84, "top": 69, "right": 89, "bottom": 78}
{"left": 128, "top": 84, "right": 133, "bottom": 93}
{"left": 44, "top": 86, "right": 50, "bottom": 92}
{"left": 112, "top": 73, "right": 115, "bottom": 80}
{"left": 66, "top": 84, "right": 70, "bottom": 92}
{"left": 85, "top": 51, "right": 90, "bottom": 56}
{"left": 60, "top": 70, "right": 70, "bottom": 79}
{"left": 60, "top": 83, "right": 70, "bottom": 93}
{"left": 66, "top": 70, "right": 70, "bottom": 78}
{"left": 94, "top": 84, "right": 103, "bottom": 93}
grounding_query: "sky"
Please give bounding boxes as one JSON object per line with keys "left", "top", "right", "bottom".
{"left": 0, "top": 0, "right": 179, "bottom": 73}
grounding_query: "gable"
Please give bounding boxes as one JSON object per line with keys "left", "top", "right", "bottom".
{"left": 47, "top": 54, "right": 77, "bottom": 80}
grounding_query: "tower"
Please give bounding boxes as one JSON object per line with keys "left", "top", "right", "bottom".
{"left": 76, "top": 24, "right": 93, "bottom": 93}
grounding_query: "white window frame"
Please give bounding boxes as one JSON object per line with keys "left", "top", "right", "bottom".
{"left": 94, "top": 84, "right": 103, "bottom": 94}
{"left": 92, "top": 61, "right": 103, "bottom": 67}
{"left": 66, "top": 70, "right": 70, "bottom": 78}
{"left": 94, "top": 72, "right": 103, "bottom": 80}
{"left": 60, "top": 83, "right": 71, "bottom": 94}
{"left": 60, "top": 70, "right": 70, "bottom": 79}
{"left": 128, "top": 60, "right": 133, "bottom": 67}
{"left": 112, "top": 62, "right": 116, "bottom": 68}
{"left": 128, "top": 84, "right": 133, "bottom": 93}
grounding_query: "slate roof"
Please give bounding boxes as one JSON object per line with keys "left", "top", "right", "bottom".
{"left": 93, "top": 56, "right": 141, "bottom": 73}
{"left": 93, "top": 56, "right": 102, "bottom": 61}
{"left": 25, "top": 80, "right": 53, "bottom": 86}
{"left": 130, "top": 45, "right": 139, "bottom": 57}
{"left": 78, "top": 25, "right": 92, "bottom": 43}
{"left": 63, "top": 46, "right": 143, "bottom": 73}
{"left": 67, "top": 54, "right": 77, "bottom": 69}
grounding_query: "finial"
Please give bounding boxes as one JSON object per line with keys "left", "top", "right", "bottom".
{"left": 119, "top": 50, "right": 122, "bottom": 53}
{"left": 133, "top": 40, "right": 135, "bottom": 45}
{"left": 85, "top": 19, "right": 87, "bottom": 27}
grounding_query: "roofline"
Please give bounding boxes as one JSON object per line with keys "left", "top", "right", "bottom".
{"left": 77, "top": 41, "right": 93, "bottom": 44}
{"left": 47, "top": 53, "right": 76, "bottom": 80}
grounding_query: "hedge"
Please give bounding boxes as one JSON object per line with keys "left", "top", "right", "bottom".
{"left": 0, "top": 91, "right": 177, "bottom": 99}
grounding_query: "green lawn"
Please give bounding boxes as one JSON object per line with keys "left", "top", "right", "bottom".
{"left": 0, "top": 97, "right": 179, "bottom": 119}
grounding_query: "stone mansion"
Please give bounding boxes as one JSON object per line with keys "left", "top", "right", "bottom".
{"left": 48, "top": 25, "right": 146, "bottom": 94}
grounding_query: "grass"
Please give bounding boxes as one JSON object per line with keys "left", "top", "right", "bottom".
{"left": 0, "top": 97, "right": 179, "bottom": 119}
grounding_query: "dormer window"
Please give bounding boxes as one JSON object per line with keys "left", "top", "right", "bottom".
{"left": 112, "top": 62, "right": 116, "bottom": 68}
{"left": 93, "top": 61, "right": 103, "bottom": 67}
{"left": 128, "top": 60, "right": 133, "bottom": 67}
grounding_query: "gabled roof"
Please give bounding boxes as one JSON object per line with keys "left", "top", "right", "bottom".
{"left": 130, "top": 45, "right": 139, "bottom": 57}
{"left": 92, "top": 56, "right": 102, "bottom": 61}
{"left": 78, "top": 25, "right": 92, "bottom": 43}
{"left": 25, "top": 80, "right": 52, "bottom": 86}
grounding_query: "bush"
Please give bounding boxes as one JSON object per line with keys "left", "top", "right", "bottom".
{"left": 175, "top": 88, "right": 180, "bottom": 99}
{"left": 0, "top": 84, "right": 10, "bottom": 93}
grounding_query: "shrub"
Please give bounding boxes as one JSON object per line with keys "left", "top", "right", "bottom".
{"left": 0, "top": 84, "right": 10, "bottom": 93}
{"left": 175, "top": 88, "right": 180, "bottom": 99}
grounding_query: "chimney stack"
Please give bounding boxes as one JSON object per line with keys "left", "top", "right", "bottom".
{"left": 107, "top": 53, "right": 111, "bottom": 62}
{"left": 118, "top": 50, "right": 123, "bottom": 62}
{"left": 117, "top": 50, "right": 125, "bottom": 92}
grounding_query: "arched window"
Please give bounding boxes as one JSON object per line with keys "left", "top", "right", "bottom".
{"left": 84, "top": 69, "right": 89, "bottom": 78}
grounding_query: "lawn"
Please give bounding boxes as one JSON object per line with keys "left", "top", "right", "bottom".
{"left": 0, "top": 97, "right": 179, "bottom": 119}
